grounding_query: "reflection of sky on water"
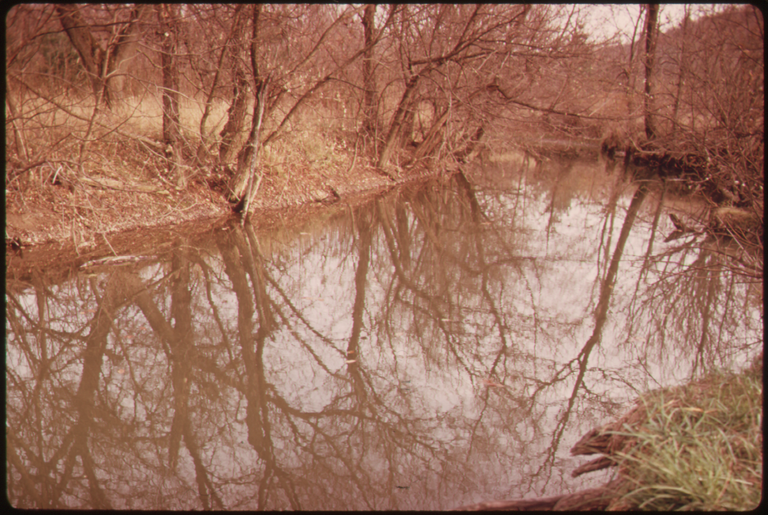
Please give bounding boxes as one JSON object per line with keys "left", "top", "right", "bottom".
{"left": 6, "top": 156, "right": 761, "bottom": 509}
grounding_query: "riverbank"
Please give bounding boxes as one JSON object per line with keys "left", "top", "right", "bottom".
{"left": 5, "top": 137, "right": 455, "bottom": 287}
{"left": 5, "top": 134, "right": 462, "bottom": 255}
{"left": 456, "top": 353, "right": 763, "bottom": 511}
{"left": 5, "top": 143, "right": 431, "bottom": 251}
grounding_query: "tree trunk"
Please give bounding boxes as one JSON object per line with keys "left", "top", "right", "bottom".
{"left": 217, "top": 7, "right": 250, "bottom": 169}
{"left": 378, "top": 73, "right": 421, "bottom": 171}
{"left": 201, "top": 6, "right": 245, "bottom": 158}
{"left": 108, "top": 5, "right": 152, "bottom": 99}
{"left": 670, "top": 5, "right": 689, "bottom": 139}
{"left": 232, "top": 79, "right": 267, "bottom": 217}
{"left": 643, "top": 4, "right": 659, "bottom": 141}
{"left": 361, "top": 4, "right": 378, "bottom": 137}
{"left": 218, "top": 66, "right": 250, "bottom": 168}
{"left": 230, "top": 5, "right": 267, "bottom": 216}
{"left": 399, "top": 104, "right": 416, "bottom": 149}
{"left": 412, "top": 107, "right": 449, "bottom": 163}
{"left": 56, "top": 4, "right": 108, "bottom": 105}
{"left": 157, "top": 4, "right": 184, "bottom": 188}
{"left": 56, "top": 4, "right": 148, "bottom": 108}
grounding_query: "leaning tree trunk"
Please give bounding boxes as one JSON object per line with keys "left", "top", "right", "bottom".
{"left": 218, "top": 65, "right": 250, "bottom": 168}
{"left": 157, "top": 4, "right": 184, "bottom": 188}
{"left": 229, "top": 5, "right": 267, "bottom": 217}
{"left": 643, "top": 4, "right": 659, "bottom": 141}
{"left": 412, "top": 107, "right": 449, "bottom": 163}
{"left": 232, "top": 79, "right": 268, "bottom": 217}
{"left": 377, "top": 73, "right": 421, "bottom": 172}
{"left": 216, "top": 6, "right": 250, "bottom": 169}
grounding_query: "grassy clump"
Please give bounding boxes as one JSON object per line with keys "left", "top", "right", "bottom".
{"left": 609, "top": 362, "right": 762, "bottom": 510}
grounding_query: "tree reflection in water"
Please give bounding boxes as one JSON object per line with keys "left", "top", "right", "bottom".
{"left": 6, "top": 156, "right": 762, "bottom": 509}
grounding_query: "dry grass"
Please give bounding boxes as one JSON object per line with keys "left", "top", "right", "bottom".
{"left": 7, "top": 92, "right": 231, "bottom": 163}
{"left": 7, "top": 89, "right": 363, "bottom": 181}
{"left": 108, "top": 94, "right": 231, "bottom": 142}
{"left": 5, "top": 91, "right": 399, "bottom": 248}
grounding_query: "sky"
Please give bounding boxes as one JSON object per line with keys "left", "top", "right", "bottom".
{"left": 582, "top": 4, "right": 714, "bottom": 43}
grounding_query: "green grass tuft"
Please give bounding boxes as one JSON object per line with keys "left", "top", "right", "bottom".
{"left": 610, "top": 366, "right": 762, "bottom": 510}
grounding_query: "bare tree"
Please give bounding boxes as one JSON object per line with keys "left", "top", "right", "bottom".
{"left": 55, "top": 4, "right": 150, "bottom": 108}
{"left": 229, "top": 5, "right": 268, "bottom": 215}
{"left": 360, "top": 4, "right": 379, "bottom": 139}
{"left": 216, "top": 6, "right": 250, "bottom": 171}
{"left": 377, "top": 5, "right": 535, "bottom": 171}
{"left": 156, "top": 4, "right": 184, "bottom": 187}
{"left": 643, "top": 4, "right": 659, "bottom": 141}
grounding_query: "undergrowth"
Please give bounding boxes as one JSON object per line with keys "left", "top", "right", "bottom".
{"left": 610, "top": 361, "right": 762, "bottom": 510}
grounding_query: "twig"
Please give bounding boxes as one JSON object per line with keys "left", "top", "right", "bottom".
{"left": 101, "top": 233, "right": 117, "bottom": 256}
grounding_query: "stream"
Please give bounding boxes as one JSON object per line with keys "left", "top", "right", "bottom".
{"left": 5, "top": 152, "right": 762, "bottom": 510}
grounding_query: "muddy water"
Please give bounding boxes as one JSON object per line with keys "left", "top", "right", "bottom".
{"left": 6, "top": 154, "right": 762, "bottom": 510}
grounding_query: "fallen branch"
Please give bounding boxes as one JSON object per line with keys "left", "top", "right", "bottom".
{"left": 80, "top": 254, "right": 152, "bottom": 269}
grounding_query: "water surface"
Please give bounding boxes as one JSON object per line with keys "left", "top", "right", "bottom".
{"left": 6, "top": 154, "right": 762, "bottom": 509}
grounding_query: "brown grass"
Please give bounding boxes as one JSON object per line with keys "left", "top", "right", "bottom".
{"left": 5, "top": 91, "right": 401, "bottom": 249}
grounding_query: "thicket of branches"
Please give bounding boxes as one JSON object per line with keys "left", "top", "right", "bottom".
{"left": 5, "top": 4, "right": 763, "bottom": 215}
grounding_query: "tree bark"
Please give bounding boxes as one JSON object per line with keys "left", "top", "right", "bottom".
{"left": 218, "top": 66, "right": 250, "bottom": 168}
{"left": 108, "top": 5, "right": 152, "bottom": 98}
{"left": 643, "top": 4, "right": 659, "bottom": 141}
{"left": 56, "top": 4, "right": 148, "bottom": 108}
{"left": 217, "top": 7, "right": 250, "bottom": 169}
{"left": 412, "top": 107, "right": 449, "bottom": 163}
{"left": 201, "top": 6, "right": 244, "bottom": 159}
{"left": 378, "top": 73, "right": 422, "bottom": 171}
{"left": 157, "top": 4, "right": 184, "bottom": 188}
{"left": 230, "top": 5, "right": 267, "bottom": 215}
{"left": 56, "top": 4, "right": 108, "bottom": 104}
{"left": 233, "top": 78, "right": 267, "bottom": 217}
{"left": 361, "top": 4, "right": 378, "bottom": 137}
